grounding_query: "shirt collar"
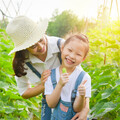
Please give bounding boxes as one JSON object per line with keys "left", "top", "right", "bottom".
{"left": 45, "top": 36, "right": 59, "bottom": 61}
{"left": 28, "top": 52, "right": 44, "bottom": 63}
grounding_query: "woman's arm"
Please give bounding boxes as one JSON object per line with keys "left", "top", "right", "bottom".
{"left": 22, "top": 84, "right": 44, "bottom": 99}
{"left": 22, "top": 70, "right": 51, "bottom": 99}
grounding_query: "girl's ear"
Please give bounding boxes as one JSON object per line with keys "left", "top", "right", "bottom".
{"left": 60, "top": 44, "right": 64, "bottom": 52}
{"left": 82, "top": 57, "right": 86, "bottom": 62}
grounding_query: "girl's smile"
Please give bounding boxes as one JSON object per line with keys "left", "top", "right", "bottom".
{"left": 65, "top": 57, "right": 75, "bottom": 65}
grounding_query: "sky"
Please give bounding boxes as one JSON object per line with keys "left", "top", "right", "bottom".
{"left": 0, "top": 0, "right": 120, "bottom": 22}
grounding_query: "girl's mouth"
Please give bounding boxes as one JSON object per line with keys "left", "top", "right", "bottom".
{"left": 65, "top": 57, "right": 75, "bottom": 64}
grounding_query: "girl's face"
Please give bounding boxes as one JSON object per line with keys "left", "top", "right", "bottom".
{"left": 61, "top": 38, "right": 86, "bottom": 70}
{"left": 27, "top": 36, "right": 47, "bottom": 56}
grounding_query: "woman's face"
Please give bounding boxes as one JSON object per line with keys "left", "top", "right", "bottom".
{"left": 27, "top": 36, "right": 47, "bottom": 56}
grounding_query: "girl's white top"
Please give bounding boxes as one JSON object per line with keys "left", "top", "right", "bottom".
{"left": 45, "top": 66, "right": 91, "bottom": 102}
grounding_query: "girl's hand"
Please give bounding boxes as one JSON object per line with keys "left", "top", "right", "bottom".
{"left": 59, "top": 73, "right": 69, "bottom": 87}
{"left": 41, "top": 70, "right": 51, "bottom": 85}
{"left": 78, "top": 80, "right": 87, "bottom": 97}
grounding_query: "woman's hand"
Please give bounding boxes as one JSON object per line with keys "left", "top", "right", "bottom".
{"left": 71, "top": 112, "right": 87, "bottom": 120}
{"left": 41, "top": 70, "right": 51, "bottom": 85}
{"left": 58, "top": 73, "right": 69, "bottom": 87}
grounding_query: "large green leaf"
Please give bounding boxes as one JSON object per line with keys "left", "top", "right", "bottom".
{"left": 4, "top": 106, "right": 16, "bottom": 114}
{"left": 114, "top": 116, "right": 120, "bottom": 120}
{"left": 115, "top": 79, "right": 120, "bottom": 87}
{"left": 33, "top": 110, "right": 40, "bottom": 119}
{"left": 0, "top": 81, "right": 9, "bottom": 91}
{"left": 101, "top": 88, "right": 116, "bottom": 99}
{"left": 0, "top": 101, "right": 5, "bottom": 113}
{"left": 90, "top": 102, "right": 118, "bottom": 119}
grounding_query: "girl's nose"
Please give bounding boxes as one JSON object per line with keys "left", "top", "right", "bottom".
{"left": 69, "top": 53, "right": 75, "bottom": 59}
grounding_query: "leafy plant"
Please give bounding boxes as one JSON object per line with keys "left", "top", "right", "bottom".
{"left": 82, "top": 20, "right": 120, "bottom": 120}
{"left": 0, "top": 29, "right": 42, "bottom": 119}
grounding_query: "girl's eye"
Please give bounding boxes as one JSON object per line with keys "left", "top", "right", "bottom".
{"left": 77, "top": 53, "right": 82, "bottom": 56}
{"left": 77, "top": 54, "right": 81, "bottom": 56}
{"left": 68, "top": 49, "right": 72, "bottom": 52}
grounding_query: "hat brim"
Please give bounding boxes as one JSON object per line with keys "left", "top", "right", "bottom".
{"left": 8, "top": 19, "right": 48, "bottom": 55}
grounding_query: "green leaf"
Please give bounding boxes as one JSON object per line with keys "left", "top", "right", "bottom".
{"left": 114, "top": 116, "right": 120, "bottom": 120}
{"left": 115, "top": 79, "right": 120, "bottom": 87}
{"left": 91, "top": 102, "right": 117, "bottom": 118}
{"left": 1, "top": 95, "right": 9, "bottom": 102}
{"left": 101, "top": 88, "right": 116, "bottom": 99}
{"left": 25, "top": 100, "right": 38, "bottom": 110}
{"left": 5, "top": 90, "right": 22, "bottom": 100}
{"left": 0, "top": 81, "right": 9, "bottom": 91}
{"left": 15, "top": 100, "right": 28, "bottom": 110}
{"left": 107, "top": 44, "right": 119, "bottom": 49}
{"left": 0, "top": 101, "right": 5, "bottom": 113}
{"left": 4, "top": 114, "right": 16, "bottom": 120}
{"left": 33, "top": 110, "right": 40, "bottom": 118}
{"left": 18, "top": 110, "right": 29, "bottom": 118}
{"left": 4, "top": 106, "right": 16, "bottom": 114}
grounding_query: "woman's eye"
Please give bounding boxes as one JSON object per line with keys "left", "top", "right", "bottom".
{"left": 30, "top": 44, "right": 37, "bottom": 49}
{"left": 39, "top": 39, "right": 43, "bottom": 43}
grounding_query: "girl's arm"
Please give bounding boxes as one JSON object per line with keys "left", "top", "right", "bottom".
{"left": 46, "top": 82, "right": 63, "bottom": 108}
{"left": 22, "top": 70, "right": 51, "bottom": 99}
{"left": 73, "top": 95, "right": 86, "bottom": 112}
{"left": 46, "top": 72, "right": 69, "bottom": 108}
{"left": 73, "top": 80, "right": 87, "bottom": 112}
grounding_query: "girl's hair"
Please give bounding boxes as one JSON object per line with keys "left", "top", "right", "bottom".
{"left": 13, "top": 50, "right": 28, "bottom": 77}
{"left": 64, "top": 33, "right": 89, "bottom": 58}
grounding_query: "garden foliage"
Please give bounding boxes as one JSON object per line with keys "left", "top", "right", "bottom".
{"left": 0, "top": 29, "right": 42, "bottom": 120}
{"left": 83, "top": 21, "right": 120, "bottom": 120}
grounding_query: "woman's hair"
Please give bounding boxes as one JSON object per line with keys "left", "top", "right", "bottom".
{"left": 64, "top": 33, "right": 89, "bottom": 58}
{"left": 13, "top": 50, "right": 28, "bottom": 77}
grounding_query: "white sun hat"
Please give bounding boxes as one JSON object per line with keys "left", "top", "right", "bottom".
{"left": 6, "top": 16, "right": 48, "bottom": 55}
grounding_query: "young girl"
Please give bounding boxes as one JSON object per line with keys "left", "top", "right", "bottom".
{"left": 45, "top": 34, "right": 91, "bottom": 120}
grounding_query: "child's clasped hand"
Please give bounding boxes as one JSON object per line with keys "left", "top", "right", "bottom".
{"left": 59, "top": 72, "right": 69, "bottom": 87}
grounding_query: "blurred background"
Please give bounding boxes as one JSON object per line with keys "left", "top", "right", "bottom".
{"left": 0, "top": 0, "right": 120, "bottom": 21}
{"left": 0, "top": 0, "right": 120, "bottom": 120}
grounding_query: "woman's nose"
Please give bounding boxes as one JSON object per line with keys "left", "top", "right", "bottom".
{"left": 37, "top": 42, "right": 43, "bottom": 49}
